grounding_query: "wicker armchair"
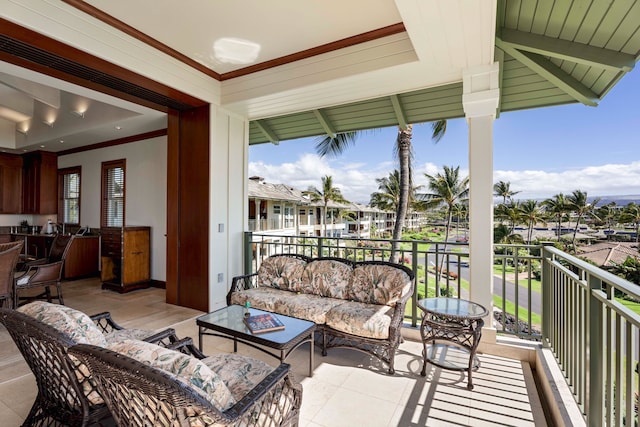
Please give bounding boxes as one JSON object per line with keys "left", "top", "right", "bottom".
{"left": 69, "top": 342, "right": 303, "bottom": 427}
{"left": 0, "top": 303, "right": 189, "bottom": 426}
{"left": 0, "top": 241, "right": 23, "bottom": 308}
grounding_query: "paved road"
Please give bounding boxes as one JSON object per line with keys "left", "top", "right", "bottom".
{"left": 418, "top": 252, "right": 542, "bottom": 317}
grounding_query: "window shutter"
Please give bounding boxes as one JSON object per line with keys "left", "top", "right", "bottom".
{"left": 58, "top": 167, "right": 81, "bottom": 224}
{"left": 101, "top": 160, "right": 125, "bottom": 228}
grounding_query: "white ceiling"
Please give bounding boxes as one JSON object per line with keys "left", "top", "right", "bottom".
{"left": 84, "top": 0, "right": 405, "bottom": 75}
{"left": 0, "top": 61, "right": 166, "bottom": 154}
{"left": 0, "top": 0, "right": 496, "bottom": 153}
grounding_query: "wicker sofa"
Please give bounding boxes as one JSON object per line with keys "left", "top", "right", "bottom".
{"left": 228, "top": 254, "right": 415, "bottom": 374}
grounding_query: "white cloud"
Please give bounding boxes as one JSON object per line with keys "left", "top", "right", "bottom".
{"left": 495, "top": 161, "right": 640, "bottom": 199}
{"left": 250, "top": 155, "right": 640, "bottom": 204}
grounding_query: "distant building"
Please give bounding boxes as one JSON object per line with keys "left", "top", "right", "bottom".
{"left": 247, "top": 177, "right": 433, "bottom": 239}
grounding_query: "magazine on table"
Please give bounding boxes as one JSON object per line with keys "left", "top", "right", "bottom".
{"left": 243, "top": 313, "right": 285, "bottom": 334}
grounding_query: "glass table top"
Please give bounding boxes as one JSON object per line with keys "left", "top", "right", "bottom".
{"left": 417, "top": 297, "right": 488, "bottom": 318}
{"left": 197, "top": 305, "right": 315, "bottom": 344}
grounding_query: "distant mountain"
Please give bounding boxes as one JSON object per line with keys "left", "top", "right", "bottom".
{"left": 505, "top": 195, "right": 640, "bottom": 206}
{"left": 593, "top": 195, "right": 640, "bottom": 206}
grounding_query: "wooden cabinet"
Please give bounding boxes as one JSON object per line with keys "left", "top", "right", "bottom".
{"left": 0, "top": 154, "right": 23, "bottom": 213}
{"left": 22, "top": 151, "right": 57, "bottom": 214}
{"left": 101, "top": 226, "right": 151, "bottom": 293}
{"left": 65, "top": 236, "right": 99, "bottom": 279}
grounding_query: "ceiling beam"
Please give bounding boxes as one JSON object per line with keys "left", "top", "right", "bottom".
{"left": 389, "top": 95, "right": 408, "bottom": 129}
{"left": 496, "top": 37, "right": 599, "bottom": 106}
{"left": 312, "top": 109, "right": 336, "bottom": 138}
{"left": 500, "top": 28, "right": 635, "bottom": 73}
{"left": 255, "top": 120, "right": 279, "bottom": 144}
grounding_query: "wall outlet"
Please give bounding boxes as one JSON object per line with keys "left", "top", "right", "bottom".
{"left": 217, "top": 273, "right": 224, "bottom": 283}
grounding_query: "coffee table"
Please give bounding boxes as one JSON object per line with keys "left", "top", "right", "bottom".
{"left": 197, "top": 305, "right": 316, "bottom": 377}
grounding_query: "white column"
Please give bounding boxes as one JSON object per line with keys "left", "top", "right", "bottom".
{"left": 254, "top": 198, "right": 262, "bottom": 231}
{"left": 463, "top": 63, "right": 500, "bottom": 343}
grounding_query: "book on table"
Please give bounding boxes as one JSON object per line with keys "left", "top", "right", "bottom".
{"left": 243, "top": 313, "right": 285, "bottom": 334}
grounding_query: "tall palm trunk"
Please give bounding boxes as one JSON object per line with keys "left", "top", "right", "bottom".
{"left": 390, "top": 126, "right": 412, "bottom": 263}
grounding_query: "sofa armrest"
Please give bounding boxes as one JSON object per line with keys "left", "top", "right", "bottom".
{"left": 388, "top": 281, "right": 415, "bottom": 334}
{"left": 226, "top": 273, "right": 258, "bottom": 305}
{"left": 224, "top": 363, "right": 303, "bottom": 424}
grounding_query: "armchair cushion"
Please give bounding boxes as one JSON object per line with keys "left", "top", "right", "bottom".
{"left": 201, "top": 353, "right": 274, "bottom": 401}
{"left": 107, "top": 339, "right": 237, "bottom": 412}
{"left": 18, "top": 300, "right": 107, "bottom": 346}
{"left": 104, "top": 327, "right": 159, "bottom": 344}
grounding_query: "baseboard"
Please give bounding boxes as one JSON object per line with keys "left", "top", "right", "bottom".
{"left": 150, "top": 280, "right": 166, "bottom": 289}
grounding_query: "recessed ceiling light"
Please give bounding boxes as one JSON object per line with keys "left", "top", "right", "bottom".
{"left": 115, "top": 126, "right": 122, "bottom": 130}
{"left": 213, "top": 38, "right": 260, "bottom": 64}
{"left": 40, "top": 145, "right": 45, "bottom": 148}
{"left": 59, "top": 140, "right": 64, "bottom": 144}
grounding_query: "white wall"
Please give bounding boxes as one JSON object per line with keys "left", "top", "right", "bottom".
{"left": 57, "top": 136, "right": 167, "bottom": 281}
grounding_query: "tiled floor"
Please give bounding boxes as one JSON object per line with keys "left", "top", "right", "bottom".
{"left": 0, "top": 278, "right": 547, "bottom": 426}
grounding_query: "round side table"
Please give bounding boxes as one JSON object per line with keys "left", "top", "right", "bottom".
{"left": 418, "top": 297, "right": 488, "bottom": 390}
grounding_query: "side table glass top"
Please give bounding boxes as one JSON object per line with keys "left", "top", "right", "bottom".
{"left": 418, "top": 297, "right": 488, "bottom": 319}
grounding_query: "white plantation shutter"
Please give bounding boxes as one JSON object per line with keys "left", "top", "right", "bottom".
{"left": 101, "top": 159, "right": 125, "bottom": 227}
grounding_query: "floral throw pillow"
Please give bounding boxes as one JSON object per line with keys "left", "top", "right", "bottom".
{"left": 18, "top": 301, "right": 107, "bottom": 346}
{"left": 257, "top": 255, "right": 307, "bottom": 291}
{"left": 299, "top": 259, "right": 353, "bottom": 298}
{"left": 349, "top": 264, "right": 410, "bottom": 306}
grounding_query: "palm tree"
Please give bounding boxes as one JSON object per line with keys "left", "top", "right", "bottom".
{"left": 451, "top": 202, "right": 469, "bottom": 240}
{"left": 370, "top": 170, "right": 422, "bottom": 212}
{"left": 620, "top": 203, "right": 640, "bottom": 243}
{"left": 419, "top": 165, "right": 469, "bottom": 273}
{"left": 594, "top": 202, "right": 618, "bottom": 238}
{"left": 566, "top": 190, "right": 600, "bottom": 250}
{"left": 542, "top": 193, "right": 569, "bottom": 240}
{"left": 519, "top": 200, "right": 546, "bottom": 243}
{"left": 493, "top": 180, "right": 521, "bottom": 204}
{"left": 495, "top": 201, "right": 522, "bottom": 235}
{"left": 305, "top": 175, "right": 348, "bottom": 237}
{"left": 315, "top": 121, "right": 447, "bottom": 262}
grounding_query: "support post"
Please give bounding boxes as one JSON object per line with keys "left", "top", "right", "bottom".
{"left": 463, "top": 63, "right": 500, "bottom": 343}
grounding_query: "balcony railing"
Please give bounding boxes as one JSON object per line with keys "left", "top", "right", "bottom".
{"left": 243, "top": 232, "right": 640, "bottom": 426}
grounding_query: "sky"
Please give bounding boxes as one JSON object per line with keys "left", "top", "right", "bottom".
{"left": 249, "top": 67, "right": 640, "bottom": 205}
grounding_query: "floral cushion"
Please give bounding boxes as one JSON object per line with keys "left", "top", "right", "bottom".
{"left": 18, "top": 301, "right": 107, "bottom": 346}
{"left": 104, "top": 327, "right": 156, "bottom": 345}
{"left": 299, "top": 259, "right": 353, "bottom": 298}
{"left": 229, "top": 287, "right": 288, "bottom": 312}
{"left": 325, "top": 302, "right": 394, "bottom": 339}
{"left": 202, "top": 353, "right": 273, "bottom": 401}
{"left": 257, "top": 255, "right": 307, "bottom": 292}
{"left": 107, "top": 339, "right": 236, "bottom": 412}
{"left": 273, "top": 292, "right": 345, "bottom": 324}
{"left": 349, "top": 264, "right": 410, "bottom": 306}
